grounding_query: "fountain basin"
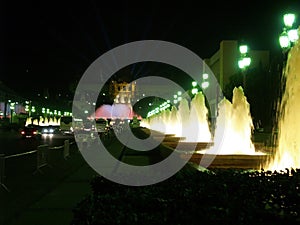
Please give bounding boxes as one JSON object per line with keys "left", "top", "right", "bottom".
{"left": 163, "top": 141, "right": 213, "bottom": 151}
{"left": 180, "top": 153, "right": 269, "bottom": 170}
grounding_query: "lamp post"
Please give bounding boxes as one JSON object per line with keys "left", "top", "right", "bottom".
{"left": 201, "top": 73, "right": 209, "bottom": 89}
{"left": 278, "top": 13, "right": 298, "bottom": 107}
{"left": 273, "top": 13, "right": 299, "bottom": 147}
{"left": 279, "top": 13, "right": 298, "bottom": 65}
{"left": 191, "top": 81, "right": 198, "bottom": 95}
{"left": 238, "top": 44, "right": 251, "bottom": 93}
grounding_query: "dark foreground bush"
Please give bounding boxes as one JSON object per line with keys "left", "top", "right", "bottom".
{"left": 71, "top": 167, "right": 300, "bottom": 225}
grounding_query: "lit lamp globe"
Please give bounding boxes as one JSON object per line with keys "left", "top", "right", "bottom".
{"left": 283, "top": 13, "right": 295, "bottom": 27}
{"left": 279, "top": 30, "right": 291, "bottom": 49}
{"left": 191, "top": 81, "right": 198, "bottom": 95}
{"left": 279, "top": 13, "right": 297, "bottom": 49}
{"left": 239, "top": 45, "right": 248, "bottom": 54}
{"left": 243, "top": 57, "right": 251, "bottom": 67}
{"left": 238, "top": 57, "right": 251, "bottom": 69}
{"left": 287, "top": 29, "right": 299, "bottom": 43}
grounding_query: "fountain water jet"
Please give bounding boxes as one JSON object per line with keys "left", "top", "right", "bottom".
{"left": 26, "top": 116, "right": 61, "bottom": 127}
{"left": 266, "top": 29, "right": 300, "bottom": 170}
{"left": 177, "top": 98, "right": 190, "bottom": 138}
{"left": 182, "top": 91, "right": 212, "bottom": 142}
{"left": 199, "top": 86, "right": 261, "bottom": 155}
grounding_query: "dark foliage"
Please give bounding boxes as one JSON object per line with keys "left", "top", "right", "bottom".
{"left": 71, "top": 168, "right": 300, "bottom": 225}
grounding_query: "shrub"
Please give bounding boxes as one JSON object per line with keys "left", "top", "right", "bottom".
{"left": 71, "top": 168, "right": 300, "bottom": 225}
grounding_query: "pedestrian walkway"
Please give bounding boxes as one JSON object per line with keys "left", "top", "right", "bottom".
{"left": 8, "top": 161, "right": 98, "bottom": 225}
{"left": 3, "top": 127, "right": 178, "bottom": 225}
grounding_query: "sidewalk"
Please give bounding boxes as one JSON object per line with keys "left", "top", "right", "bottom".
{"left": 8, "top": 161, "right": 98, "bottom": 225}
{"left": 3, "top": 128, "right": 178, "bottom": 225}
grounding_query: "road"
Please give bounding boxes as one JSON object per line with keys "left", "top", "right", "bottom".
{"left": 0, "top": 129, "right": 75, "bottom": 156}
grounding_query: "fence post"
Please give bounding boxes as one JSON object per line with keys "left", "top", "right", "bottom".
{"left": 64, "top": 139, "right": 70, "bottom": 159}
{"left": 35, "top": 144, "right": 49, "bottom": 174}
{"left": 0, "top": 154, "right": 9, "bottom": 192}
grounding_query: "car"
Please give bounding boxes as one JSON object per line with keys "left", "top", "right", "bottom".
{"left": 95, "top": 118, "right": 109, "bottom": 133}
{"left": 41, "top": 125, "right": 59, "bottom": 134}
{"left": 20, "top": 126, "right": 41, "bottom": 139}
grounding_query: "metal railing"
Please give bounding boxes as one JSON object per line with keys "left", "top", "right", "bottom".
{"left": 0, "top": 140, "right": 75, "bottom": 192}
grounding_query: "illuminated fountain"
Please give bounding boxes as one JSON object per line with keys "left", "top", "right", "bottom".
{"left": 93, "top": 103, "right": 141, "bottom": 120}
{"left": 169, "top": 105, "right": 181, "bottom": 136}
{"left": 142, "top": 85, "right": 267, "bottom": 169}
{"left": 25, "top": 116, "right": 60, "bottom": 127}
{"left": 201, "top": 86, "right": 259, "bottom": 155}
{"left": 182, "top": 91, "right": 212, "bottom": 142}
{"left": 265, "top": 32, "right": 300, "bottom": 171}
{"left": 180, "top": 86, "right": 267, "bottom": 169}
{"left": 25, "top": 117, "right": 32, "bottom": 126}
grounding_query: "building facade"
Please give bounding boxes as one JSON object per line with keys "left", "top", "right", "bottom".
{"left": 202, "top": 40, "right": 270, "bottom": 119}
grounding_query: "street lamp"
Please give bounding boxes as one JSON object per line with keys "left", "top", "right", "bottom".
{"left": 201, "top": 73, "right": 209, "bottom": 89}
{"left": 238, "top": 44, "right": 251, "bottom": 92}
{"left": 191, "top": 81, "right": 198, "bottom": 95}
{"left": 279, "top": 13, "right": 298, "bottom": 58}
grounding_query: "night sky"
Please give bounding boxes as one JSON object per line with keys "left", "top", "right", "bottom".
{"left": 1, "top": 0, "right": 299, "bottom": 96}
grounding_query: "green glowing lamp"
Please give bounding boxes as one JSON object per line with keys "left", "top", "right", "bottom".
{"left": 279, "top": 30, "right": 290, "bottom": 49}
{"left": 283, "top": 13, "right": 296, "bottom": 28}
{"left": 287, "top": 29, "right": 299, "bottom": 43}
{"left": 191, "top": 88, "right": 198, "bottom": 95}
{"left": 239, "top": 45, "right": 248, "bottom": 54}
{"left": 201, "top": 81, "right": 209, "bottom": 89}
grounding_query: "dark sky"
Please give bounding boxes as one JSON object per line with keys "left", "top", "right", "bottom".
{"left": 1, "top": 0, "right": 299, "bottom": 95}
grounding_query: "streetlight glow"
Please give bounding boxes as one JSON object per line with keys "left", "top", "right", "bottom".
{"left": 201, "top": 81, "right": 209, "bottom": 89}
{"left": 280, "top": 13, "right": 298, "bottom": 51}
{"left": 279, "top": 31, "right": 291, "bottom": 48}
{"left": 283, "top": 13, "right": 296, "bottom": 27}
{"left": 287, "top": 29, "right": 299, "bottom": 43}
{"left": 243, "top": 57, "right": 251, "bottom": 67}
{"left": 239, "top": 45, "right": 248, "bottom": 54}
{"left": 191, "top": 88, "right": 198, "bottom": 95}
